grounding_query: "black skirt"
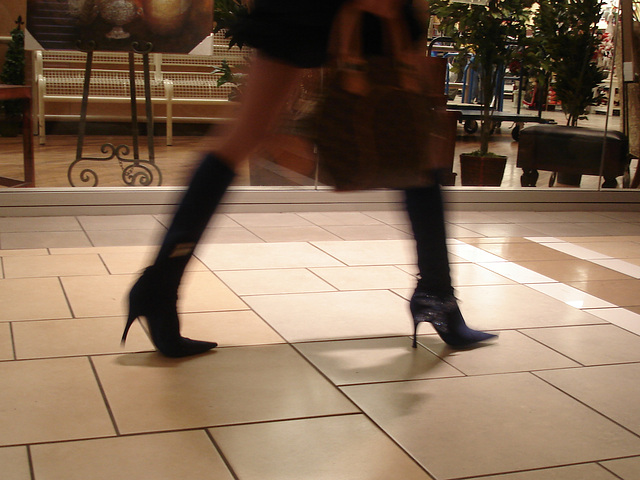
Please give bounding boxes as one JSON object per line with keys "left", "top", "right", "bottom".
{"left": 232, "top": 0, "right": 421, "bottom": 69}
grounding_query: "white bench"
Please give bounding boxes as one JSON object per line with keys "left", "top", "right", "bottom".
{"left": 33, "top": 33, "right": 249, "bottom": 145}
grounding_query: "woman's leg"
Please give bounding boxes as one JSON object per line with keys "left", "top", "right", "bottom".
{"left": 123, "top": 55, "right": 304, "bottom": 357}
{"left": 405, "top": 184, "right": 496, "bottom": 348}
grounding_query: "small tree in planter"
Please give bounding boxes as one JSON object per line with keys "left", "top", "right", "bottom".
{"left": 0, "top": 17, "right": 26, "bottom": 137}
{"left": 533, "top": 0, "right": 606, "bottom": 127}
{"left": 429, "top": 0, "right": 532, "bottom": 185}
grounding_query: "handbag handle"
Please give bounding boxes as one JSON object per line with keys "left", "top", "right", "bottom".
{"left": 329, "top": 1, "right": 424, "bottom": 95}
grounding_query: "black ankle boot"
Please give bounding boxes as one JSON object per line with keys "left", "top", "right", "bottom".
{"left": 121, "top": 153, "right": 235, "bottom": 357}
{"left": 122, "top": 266, "right": 217, "bottom": 357}
{"left": 410, "top": 291, "right": 497, "bottom": 348}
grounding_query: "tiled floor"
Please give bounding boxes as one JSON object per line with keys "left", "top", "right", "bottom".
{"left": 2, "top": 209, "right": 640, "bottom": 479}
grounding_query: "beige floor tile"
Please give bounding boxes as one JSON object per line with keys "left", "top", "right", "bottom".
{"left": 0, "top": 323, "right": 13, "bottom": 360}
{"left": 86, "top": 229, "right": 162, "bottom": 247}
{"left": 477, "top": 261, "right": 555, "bottom": 283}
{"left": 455, "top": 284, "right": 607, "bottom": 330}
{"left": 475, "top": 242, "right": 573, "bottom": 262}
{"left": 0, "top": 277, "right": 72, "bottom": 321}
{"left": 93, "top": 345, "right": 358, "bottom": 434}
{"left": 179, "top": 271, "right": 248, "bottom": 313}
{"left": 451, "top": 263, "right": 515, "bottom": 286}
{"left": 3, "top": 253, "right": 108, "bottom": 278}
{"left": 31, "top": 431, "right": 233, "bottom": 480}
{"left": 342, "top": 373, "right": 640, "bottom": 479}
{"left": 197, "top": 242, "right": 344, "bottom": 270}
{"left": 423, "top": 330, "right": 578, "bottom": 375}
{"left": 523, "top": 325, "right": 640, "bottom": 366}
{"left": 77, "top": 214, "right": 163, "bottom": 230}
{"left": 566, "top": 279, "right": 640, "bottom": 307}
{"left": 0, "top": 357, "right": 115, "bottom": 445}
{"left": 155, "top": 213, "right": 241, "bottom": 228}
{"left": 99, "top": 250, "right": 207, "bottom": 275}
{"left": 49, "top": 245, "right": 152, "bottom": 255}
{"left": 13, "top": 316, "right": 152, "bottom": 359}
{"left": 200, "top": 227, "right": 265, "bottom": 243}
{"left": 295, "top": 337, "right": 463, "bottom": 385}
{"left": 0, "top": 446, "right": 31, "bottom": 480}
{"left": 445, "top": 211, "right": 505, "bottom": 224}
{"left": 463, "top": 237, "right": 534, "bottom": 245}
{"left": 0, "top": 216, "right": 82, "bottom": 232}
{"left": 177, "top": 310, "right": 285, "bottom": 346}
{"left": 246, "top": 225, "right": 343, "bottom": 242}
{"left": 536, "top": 364, "right": 640, "bottom": 435}
{"left": 456, "top": 223, "right": 547, "bottom": 237}
{"left": 570, "top": 241, "right": 640, "bottom": 258}
{"left": 298, "top": 211, "right": 385, "bottom": 226}
{"left": 515, "top": 259, "right": 630, "bottom": 282}
{"left": 0, "top": 248, "right": 49, "bottom": 257}
{"left": 627, "top": 305, "right": 640, "bottom": 315}
{"left": 211, "top": 415, "right": 431, "bottom": 480}
{"left": 309, "top": 265, "right": 417, "bottom": 290}
{"left": 444, "top": 224, "right": 486, "bottom": 237}
{"left": 519, "top": 222, "right": 604, "bottom": 237}
{"left": 600, "top": 456, "right": 640, "bottom": 480}
{"left": 244, "top": 290, "right": 413, "bottom": 342}
{"left": 227, "top": 212, "right": 314, "bottom": 227}
{"left": 468, "top": 464, "right": 618, "bottom": 479}
{"left": 216, "top": 268, "right": 335, "bottom": 296}
{"left": 311, "top": 239, "right": 416, "bottom": 266}
{"left": 0, "top": 231, "right": 92, "bottom": 249}
{"left": 62, "top": 274, "right": 136, "bottom": 318}
{"left": 322, "top": 224, "right": 412, "bottom": 241}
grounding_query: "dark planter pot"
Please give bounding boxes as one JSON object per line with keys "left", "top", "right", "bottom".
{"left": 460, "top": 154, "right": 507, "bottom": 186}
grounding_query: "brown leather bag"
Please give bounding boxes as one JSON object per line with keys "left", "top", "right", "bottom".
{"left": 313, "top": 1, "right": 457, "bottom": 191}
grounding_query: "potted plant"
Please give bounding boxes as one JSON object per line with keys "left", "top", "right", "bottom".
{"left": 0, "top": 16, "right": 26, "bottom": 137}
{"left": 429, "top": 0, "right": 532, "bottom": 185}
{"left": 532, "top": 0, "right": 607, "bottom": 186}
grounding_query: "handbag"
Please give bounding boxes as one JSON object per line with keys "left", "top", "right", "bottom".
{"left": 313, "top": 2, "right": 458, "bottom": 191}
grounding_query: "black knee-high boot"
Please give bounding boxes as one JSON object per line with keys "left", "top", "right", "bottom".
{"left": 405, "top": 184, "right": 496, "bottom": 348}
{"left": 122, "top": 153, "right": 236, "bottom": 357}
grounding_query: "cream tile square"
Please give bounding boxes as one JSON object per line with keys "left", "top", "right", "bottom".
{"left": 363, "top": 210, "right": 410, "bottom": 225}
{"left": 178, "top": 311, "right": 285, "bottom": 346}
{"left": 216, "top": 268, "right": 335, "bottom": 295}
{"left": 536, "top": 364, "right": 640, "bottom": 435}
{"left": 211, "top": 415, "right": 431, "bottom": 480}
{"left": 179, "top": 271, "right": 248, "bottom": 312}
{"left": 455, "top": 285, "right": 608, "bottom": 330}
{"left": 423, "top": 330, "right": 578, "bottom": 375}
{"left": 227, "top": 212, "right": 314, "bottom": 227}
{"left": 515, "top": 259, "right": 630, "bottom": 282}
{"left": 31, "top": 431, "right": 233, "bottom": 480}
{"left": 445, "top": 224, "right": 486, "bottom": 237}
{"left": 527, "top": 282, "right": 615, "bottom": 309}
{"left": 12, "top": 316, "right": 153, "bottom": 359}
{"left": 477, "top": 261, "right": 556, "bottom": 283}
{"left": 322, "top": 224, "right": 412, "bottom": 241}
{"left": 342, "top": 373, "right": 640, "bottom": 479}
{"left": 566, "top": 279, "right": 640, "bottom": 307}
{"left": 457, "top": 223, "right": 546, "bottom": 237}
{"left": 445, "top": 211, "right": 504, "bottom": 224}
{"left": 155, "top": 213, "right": 241, "bottom": 228}
{"left": 519, "top": 222, "right": 602, "bottom": 237}
{"left": 0, "top": 323, "right": 13, "bottom": 360}
{"left": 0, "top": 446, "right": 31, "bottom": 480}
{"left": 475, "top": 242, "right": 572, "bottom": 262}
{"left": 298, "top": 211, "right": 384, "bottom": 226}
{"left": 586, "top": 307, "right": 640, "bottom": 336}
{"left": 480, "top": 211, "right": 560, "bottom": 223}
{"left": 62, "top": 274, "right": 136, "bottom": 318}
{"left": 200, "top": 227, "right": 265, "bottom": 244}
{"left": 197, "top": 242, "right": 344, "bottom": 270}
{"left": 468, "top": 464, "right": 619, "bottom": 479}
{"left": 0, "top": 248, "right": 49, "bottom": 256}
{"left": 100, "top": 250, "right": 207, "bottom": 275}
{"left": 247, "top": 225, "right": 343, "bottom": 242}
{"left": 534, "top": 212, "right": 619, "bottom": 223}
{"left": 311, "top": 239, "right": 416, "bottom": 266}
{"left": 93, "top": 345, "right": 358, "bottom": 434}
{"left": 3, "top": 254, "right": 108, "bottom": 278}
{"left": 86, "top": 229, "right": 162, "bottom": 247}
{"left": 600, "top": 456, "right": 640, "bottom": 480}
{"left": 0, "top": 357, "right": 115, "bottom": 445}
{"left": 448, "top": 243, "right": 508, "bottom": 263}
{"left": 49, "top": 245, "right": 151, "bottom": 255}
{"left": 309, "top": 265, "right": 416, "bottom": 290}
{"left": 295, "top": 337, "right": 463, "bottom": 385}
{"left": 537, "top": 241, "right": 612, "bottom": 260}
{"left": 0, "top": 216, "right": 82, "bottom": 232}
{"left": 0, "top": 278, "right": 72, "bottom": 321}
{"left": 451, "top": 263, "right": 515, "bottom": 286}
{"left": 524, "top": 325, "right": 640, "bottom": 365}
{"left": 244, "top": 290, "right": 412, "bottom": 342}
{"left": 77, "top": 214, "right": 163, "bottom": 230}
{"left": 0, "top": 231, "right": 92, "bottom": 249}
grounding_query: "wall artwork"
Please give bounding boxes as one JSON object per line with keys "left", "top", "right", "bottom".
{"left": 26, "top": 0, "right": 213, "bottom": 53}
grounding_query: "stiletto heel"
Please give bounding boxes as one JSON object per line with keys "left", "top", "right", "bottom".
{"left": 410, "top": 291, "right": 496, "bottom": 348}
{"left": 122, "top": 267, "right": 217, "bottom": 357}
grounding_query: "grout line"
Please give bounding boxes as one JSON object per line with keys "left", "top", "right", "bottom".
{"left": 205, "top": 429, "right": 240, "bottom": 480}
{"left": 88, "top": 356, "right": 121, "bottom": 437}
